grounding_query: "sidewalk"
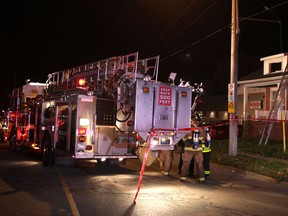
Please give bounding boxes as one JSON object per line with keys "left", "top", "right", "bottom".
{"left": 160, "top": 153, "right": 288, "bottom": 188}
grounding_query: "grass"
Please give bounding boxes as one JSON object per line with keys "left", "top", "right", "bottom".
{"left": 211, "top": 137, "right": 288, "bottom": 182}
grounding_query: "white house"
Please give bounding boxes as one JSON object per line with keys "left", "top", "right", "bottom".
{"left": 238, "top": 53, "right": 288, "bottom": 123}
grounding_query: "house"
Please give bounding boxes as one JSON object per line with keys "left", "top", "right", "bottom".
{"left": 237, "top": 53, "right": 288, "bottom": 140}
{"left": 195, "top": 52, "right": 288, "bottom": 141}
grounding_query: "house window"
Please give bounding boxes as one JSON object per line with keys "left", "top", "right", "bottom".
{"left": 270, "top": 62, "right": 282, "bottom": 73}
{"left": 209, "top": 111, "right": 216, "bottom": 118}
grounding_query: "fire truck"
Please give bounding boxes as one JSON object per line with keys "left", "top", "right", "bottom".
{"left": 7, "top": 52, "right": 203, "bottom": 166}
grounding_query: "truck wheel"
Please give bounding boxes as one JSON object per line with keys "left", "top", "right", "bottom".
{"left": 41, "top": 133, "right": 53, "bottom": 166}
{"left": 9, "top": 135, "right": 17, "bottom": 151}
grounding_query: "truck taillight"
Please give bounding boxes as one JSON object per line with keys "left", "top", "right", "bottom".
{"left": 150, "top": 131, "right": 158, "bottom": 136}
{"left": 86, "top": 145, "right": 92, "bottom": 150}
{"left": 159, "top": 132, "right": 171, "bottom": 136}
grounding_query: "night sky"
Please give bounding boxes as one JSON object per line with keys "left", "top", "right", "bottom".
{"left": 0, "top": 0, "right": 288, "bottom": 108}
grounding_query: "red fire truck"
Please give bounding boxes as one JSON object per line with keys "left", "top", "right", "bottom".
{"left": 7, "top": 52, "right": 202, "bottom": 166}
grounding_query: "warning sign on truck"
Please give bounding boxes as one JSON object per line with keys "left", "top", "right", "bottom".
{"left": 159, "top": 86, "right": 172, "bottom": 106}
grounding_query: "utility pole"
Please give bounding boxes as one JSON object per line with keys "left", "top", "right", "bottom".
{"left": 228, "top": 0, "right": 239, "bottom": 156}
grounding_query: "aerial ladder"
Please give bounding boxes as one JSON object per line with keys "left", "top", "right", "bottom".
{"left": 259, "top": 65, "right": 288, "bottom": 145}
{"left": 46, "top": 52, "right": 159, "bottom": 97}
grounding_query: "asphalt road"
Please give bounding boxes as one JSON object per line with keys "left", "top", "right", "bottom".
{"left": 0, "top": 141, "right": 288, "bottom": 216}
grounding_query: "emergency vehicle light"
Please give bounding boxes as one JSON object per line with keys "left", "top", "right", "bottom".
{"left": 135, "top": 134, "right": 141, "bottom": 141}
{"left": 32, "top": 143, "right": 40, "bottom": 150}
{"left": 78, "top": 128, "right": 87, "bottom": 135}
{"left": 150, "top": 131, "right": 158, "bottom": 136}
{"left": 158, "top": 132, "right": 171, "bottom": 136}
{"left": 77, "top": 78, "right": 86, "bottom": 86}
{"left": 78, "top": 136, "right": 86, "bottom": 142}
{"left": 127, "top": 120, "right": 133, "bottom": 126}
{"left": 142, "top": 87, "right": 149, "bottom": 93}
{"left": 181, "top": 91, "right": 188, "bottom": 97}
{"left": 79, "top": 118, "right": 89, "bottom": 126}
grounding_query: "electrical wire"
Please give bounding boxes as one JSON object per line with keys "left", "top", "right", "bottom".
{"left": 256, "top": 0, "right": 283, "bottom": 52}
{"left": 240, "top": 1, "right": 288, "bottom": 22}
{"left": 157, "top": 0, "right": 218, "bottom": 54}
{"left": 141, "top": 0, "right": 197, "bottom": 57}
{"left": 160, "top": 0, "right": 288, "bottom": 63}
{"left": 160, "top": 27, "right": 225, "bottom": 62}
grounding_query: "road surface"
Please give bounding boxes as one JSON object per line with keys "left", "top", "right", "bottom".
{"left": 0, "top": 142, "right": 287, "bottom": 216}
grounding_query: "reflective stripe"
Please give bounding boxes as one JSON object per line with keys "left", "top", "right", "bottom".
{"left": 205, "top": 170, "right": 211, "bottom": 175}
{"left": 184, "top": 147, "right": 202, "bottom": 151}
{"left": 202, "top": 144, "right": 211, "bottom": 153}
{"left": 203, "top": 148, "right": 212, "bottom": 153}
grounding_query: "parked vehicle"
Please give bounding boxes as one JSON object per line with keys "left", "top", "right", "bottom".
{"left": 209, "top": 123, "right": 229, "bottom": 139}
{"left": 5, "top": 52, "right": 203, "bottom": 166}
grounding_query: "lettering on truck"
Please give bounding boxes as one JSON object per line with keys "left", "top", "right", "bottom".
{"left": 159, "top": 86, "right": 172, "bottom": 106}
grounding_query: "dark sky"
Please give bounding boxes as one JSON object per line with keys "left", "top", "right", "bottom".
{"left": 1, "top": 0, "right": 288, "bottom": 108}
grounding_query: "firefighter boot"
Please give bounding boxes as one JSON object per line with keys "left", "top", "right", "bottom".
{"left": 180, "top": 176, "right": 187, "bottom": 182}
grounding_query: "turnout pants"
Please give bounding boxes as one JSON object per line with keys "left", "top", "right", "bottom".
{"left": 181, "top": 150, "right": 204, "bottom": 179}
{"left": 158, "top": 150, "right": 173, "bottom": 172}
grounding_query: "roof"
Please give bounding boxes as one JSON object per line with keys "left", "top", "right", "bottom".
{"left": 238, "top": 67, "right": 285, "bottom": 82}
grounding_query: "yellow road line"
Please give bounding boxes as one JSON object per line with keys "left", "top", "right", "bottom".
{"left": 57, "top": 167, "right": 80, "bottom": 216}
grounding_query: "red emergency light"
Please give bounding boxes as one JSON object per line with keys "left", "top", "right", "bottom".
{"left": 78, "top": 128, "right": 87, "bottom": 135}
{"left": 77, "top": 78, "right": 86, "bottom": 86}
{"left": 135, "top": 134, "right": 141, "bottom": 141}
{"left": 127, "top": 120, "right": 133, "bottom": 126}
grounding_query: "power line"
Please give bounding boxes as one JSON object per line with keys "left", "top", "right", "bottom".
{"left": 256, "top": 0, "right": 283, "bottom": 52}
{"left": 141, "top": 0, "right": 197, "bottom": 57}
{"left": 157, "top": 0, "right": 218, "bottom": 54}
{"left": 160, "top": 0, "right": 288, "bottom": 62}
{"left": 160, "top": 27, "right": 224, "bottom": 62}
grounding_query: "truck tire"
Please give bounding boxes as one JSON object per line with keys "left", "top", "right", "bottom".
{"left": 41, "top": 133, "right": 54, "bottom": 166}
{"left": 9, "top": 135, "right": 17, "bottom": 151}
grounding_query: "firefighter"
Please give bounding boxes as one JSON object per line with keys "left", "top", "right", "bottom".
{"left": 180, "top": 129, "right": 205, "bottom": 183}
{"left": 158, "top": 149, "right": 174, "bottom": 176}
{"left": 177, "top": 139, "right": 185, "bottom": 175}
{"left": 189, "top": 127, "right": 212, "bottom": 178}
{"left": 202, "top": 127, "right": 212, "bottom": 177}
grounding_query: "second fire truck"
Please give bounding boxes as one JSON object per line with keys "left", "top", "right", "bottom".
{"left": 7, "top": 52, "right": 203, "bottom": 166}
